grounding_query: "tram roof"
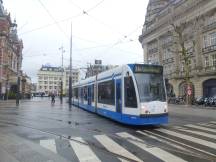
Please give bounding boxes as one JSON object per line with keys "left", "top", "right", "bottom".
{"left": 73, "top": 63, "right": 162, "bottom": 87}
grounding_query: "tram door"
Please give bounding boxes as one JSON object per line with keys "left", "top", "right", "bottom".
{"left": 116, "top": 79, "right": 122, "bottom": 113}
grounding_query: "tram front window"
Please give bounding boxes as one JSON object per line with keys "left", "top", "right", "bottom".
{"left": 135, "top": 73, "right": 166, "bottom": 102}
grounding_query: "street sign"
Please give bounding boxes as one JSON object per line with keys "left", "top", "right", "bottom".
{"left": 187, "top": 89, "right": 192, "bottom": 96}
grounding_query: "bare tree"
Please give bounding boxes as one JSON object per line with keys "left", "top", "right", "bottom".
{"left": 168, "top": 16, "right": 200, "bottom": 105}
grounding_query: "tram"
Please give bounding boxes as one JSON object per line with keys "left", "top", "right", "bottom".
{"left": 72, "top": 64, "right": 168, "bottom": 125}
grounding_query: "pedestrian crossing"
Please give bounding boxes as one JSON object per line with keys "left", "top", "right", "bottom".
{"left": 69, "top": 137, "right": 101, "bottom": 162}
{"left": 95, "top": 134, "right": 142, "bottom": 162}
{"left": 39, "top": 121, "right": 216, "bottom": 162}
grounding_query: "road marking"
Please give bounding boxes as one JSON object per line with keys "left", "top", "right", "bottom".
{"left": 95, "top": 134, "right": 142, "bottom": 162}
{"left": 157, "top": 129, "right": 216, "bottom": 150}
{"left": 198, "top": 123, "right": 216, "bottom": 128}
{"left": 210, "top": 121, "right": 216, "bottom": 124}
{"left": 177, "top": 128, "right": 216, "bottom": 140}
{"left": 136, "top": 131, "right": 193, "bottom": 153}
{"left": 39, "top": 139, "right": 57, "bottom": 153}
{"left": 185, "top": 124, "right": 216, "bottom": 133}
{"left": 69, "top": 137, "right": 101, "bottom": 162}
{"left": 117, "top": 132, "right": 187, "bottom": 162}
{"left": 142, "top": 130, "right": 216, "bottom": 157}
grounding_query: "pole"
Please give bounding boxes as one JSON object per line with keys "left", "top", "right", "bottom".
{"left": 59, "top": 46, "right": 65, "bottom": 104}
{"left": 69, "top": 22, "right": 72, "bottom": 106}
{"left": 16, "top": 75, "right": 20, "bottom": 106}
{"left": 16, "top": 56, "right": 20, "bottom": 106}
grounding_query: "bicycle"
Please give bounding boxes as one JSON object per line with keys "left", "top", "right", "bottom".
{"left": 51, "top": 98, "right": 55, "bottom": 105}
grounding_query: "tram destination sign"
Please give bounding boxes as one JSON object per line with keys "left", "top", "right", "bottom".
{"left": 134, "top": 65, "right": 163, "bottom": 74}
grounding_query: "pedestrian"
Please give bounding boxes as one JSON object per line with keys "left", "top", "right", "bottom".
{"left": 51, "top": 94, "right": 55, "bottom": 104}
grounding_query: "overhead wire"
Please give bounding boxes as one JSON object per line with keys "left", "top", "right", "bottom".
{"left": 19, "top": 14, "right": 81, "bottom": 36}
{"left": 20, "top": 0, "right": 105, "bottom": 37}
{"left": 37, "top": 0, "right": 69, "bottom": 39}
{"left": 24, "top": 0, "right": 142, "bottom": 69}
{"left": 86, "top": 0, "right": 105, "bottom": 13}
{"left": 67, "top": 0, "right": 143, "bottom": 56}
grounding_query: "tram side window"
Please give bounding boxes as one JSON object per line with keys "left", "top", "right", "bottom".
{"left": 74, "top": 88, "right": 78, "bottom": 99}
{"left": 124, "top": 76, "right": 137, "bottom": 108}
{"left": 92, "top": 84, "right": 94, "bottom": 102}
{"left": 72, "top": 88, "right": 75, "bottom": 98}
{"left": 84, "top": 86, "right": 88, "bottom": 101}
{"left": 98, "top": 80, "right": 115, "bottom": 105}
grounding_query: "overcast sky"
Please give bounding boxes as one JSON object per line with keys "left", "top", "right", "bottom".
{"left": 4, "top": 0, "right": 148, "bottom": 82}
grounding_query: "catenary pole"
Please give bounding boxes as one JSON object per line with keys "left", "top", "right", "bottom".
{"left": 68, "top": 22, "right": 72, "bottom": 106}
{"left": 59, "top": 46, "right": 65, "bottom": 104}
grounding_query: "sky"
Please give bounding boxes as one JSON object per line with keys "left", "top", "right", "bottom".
{"left": 4, "top": 0, "right": 148, "bottom": 82}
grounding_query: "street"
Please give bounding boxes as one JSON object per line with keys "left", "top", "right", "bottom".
{"left": 0, "top": 98, "right": 215, "bottom": 162}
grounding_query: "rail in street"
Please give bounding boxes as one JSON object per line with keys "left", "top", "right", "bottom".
{"left": 0, "top": 98, "right": 215, "bottom": 162}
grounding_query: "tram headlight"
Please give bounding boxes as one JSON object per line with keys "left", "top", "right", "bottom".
{"left": 141, "top": 105, "right": 148, "bottom": 114}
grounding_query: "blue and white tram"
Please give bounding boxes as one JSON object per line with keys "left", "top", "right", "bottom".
{"left": 72, "top": 64, "right": 168, "bottom": 125}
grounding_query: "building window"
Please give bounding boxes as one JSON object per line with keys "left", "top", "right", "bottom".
{"left": 205, "top": 56, "right": 209, "bottom": 67}
{"left": 203, "top": 35, "right": 209, "bottom": 48}
{"left": 203, "top": 32, "right": 216, "bottom": 48}
{"left": 210, "top": 32, "right": 216, "bottom": 46}
{"left": 98, "top": 80, "right": 115, "bottom": 105}
{"left": 212, "top": 54, "right": 216, "bottom": 66}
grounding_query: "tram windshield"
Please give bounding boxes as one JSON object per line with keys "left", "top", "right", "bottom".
{"left": 135, "top": 73, "right": 166, "bottom": 102}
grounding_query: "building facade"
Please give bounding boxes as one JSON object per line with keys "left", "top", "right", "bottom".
{"left": 139, "top": 0, "right": 216, "bottom": 98}
{"left": 20, "top": 72, "right": 32, "bottom": 99}
{"left": 37, "top": 65, "right": 79, "bottom": 96}
{"left": 85, "top": 60, "right": 118, "bottom": 78}
{"left": 0, "top": 0, "right": 23, "bottom": 99}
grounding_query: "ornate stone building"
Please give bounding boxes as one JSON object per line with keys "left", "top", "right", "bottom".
{"left": 139, "top": 0, "right": 216, "bottom": 98}
{"left": 0, "top": 0, "right": 23, "bottom": 99}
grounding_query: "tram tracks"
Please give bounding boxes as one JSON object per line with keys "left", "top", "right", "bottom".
{"left": 0, "top": 104, "right": 215, "bottom": 161}
{"left": 0, "top": 115, "right": 215, "bottom": 162}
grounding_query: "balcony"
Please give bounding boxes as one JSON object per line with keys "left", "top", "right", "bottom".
{"left": 202, "top": 45, "right": 216, "bottom": 53}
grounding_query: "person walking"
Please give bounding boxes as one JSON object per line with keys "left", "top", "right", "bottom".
{"left": 51, "top": 93, "right": 55, "bottom": 105}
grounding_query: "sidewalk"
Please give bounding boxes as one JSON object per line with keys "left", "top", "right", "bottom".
{"left": 169, "top": 103, "right": 216, "bottom": 110}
